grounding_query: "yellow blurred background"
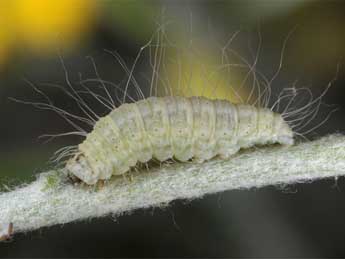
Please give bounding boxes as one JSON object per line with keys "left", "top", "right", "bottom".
{"left": 0, "top": 0, "right": 97, "bottom": 60}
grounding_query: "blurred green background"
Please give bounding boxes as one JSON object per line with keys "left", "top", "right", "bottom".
{"left": 1, "top": 0, "right": 345, "bottom": 257}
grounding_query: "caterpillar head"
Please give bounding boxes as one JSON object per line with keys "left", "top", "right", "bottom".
{"left": 66, "top": 153, "right": 98, "bottom": 185}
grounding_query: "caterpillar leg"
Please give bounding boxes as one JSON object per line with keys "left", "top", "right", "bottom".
{"left": 121, "top": 173, "right": 134, "bottom": 183}
{"left": 0, "top": 223, "right": 13, "bottom": 242}
{"left": 218, "top": 146, "right": 240, "bottom": 160}
{"left": 192, "top": 157, "right": 205, "bottom": 164}
{"left": 96, "top": 179, "right": 105, "bottom": 190}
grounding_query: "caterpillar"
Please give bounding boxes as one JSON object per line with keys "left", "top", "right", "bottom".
{"left": 13, "top": 22, "right": 335, "bottom": 186}
{"left": 66, "top": 96, "right": 293, "bottom": 185}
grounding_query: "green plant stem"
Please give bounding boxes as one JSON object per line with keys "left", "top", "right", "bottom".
{"left": 1, "top": 134, "right": 345, "bottom": 239}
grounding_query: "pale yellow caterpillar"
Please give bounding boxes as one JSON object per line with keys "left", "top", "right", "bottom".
{"left": 66, "top": 96, "right": 293, "bottom": 185}
{"left": 13, "top": 23, "right": 336, "bottom": 186}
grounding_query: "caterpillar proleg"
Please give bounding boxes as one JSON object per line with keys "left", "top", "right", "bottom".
{"left": 66, "top": 96, "right": 293, "bottom": 185}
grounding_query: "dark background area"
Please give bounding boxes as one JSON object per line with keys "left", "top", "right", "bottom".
{"left": 1, "top": 0, "right": 345, "bottom": 257}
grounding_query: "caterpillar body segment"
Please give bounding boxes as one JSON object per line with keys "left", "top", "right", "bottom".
{"left": 66, "top": 96, "right": 294, "bottom": 185}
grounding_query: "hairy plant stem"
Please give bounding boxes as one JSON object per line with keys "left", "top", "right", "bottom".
{"left": 1, "top": 134, "right": 345, "bottom": 239}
